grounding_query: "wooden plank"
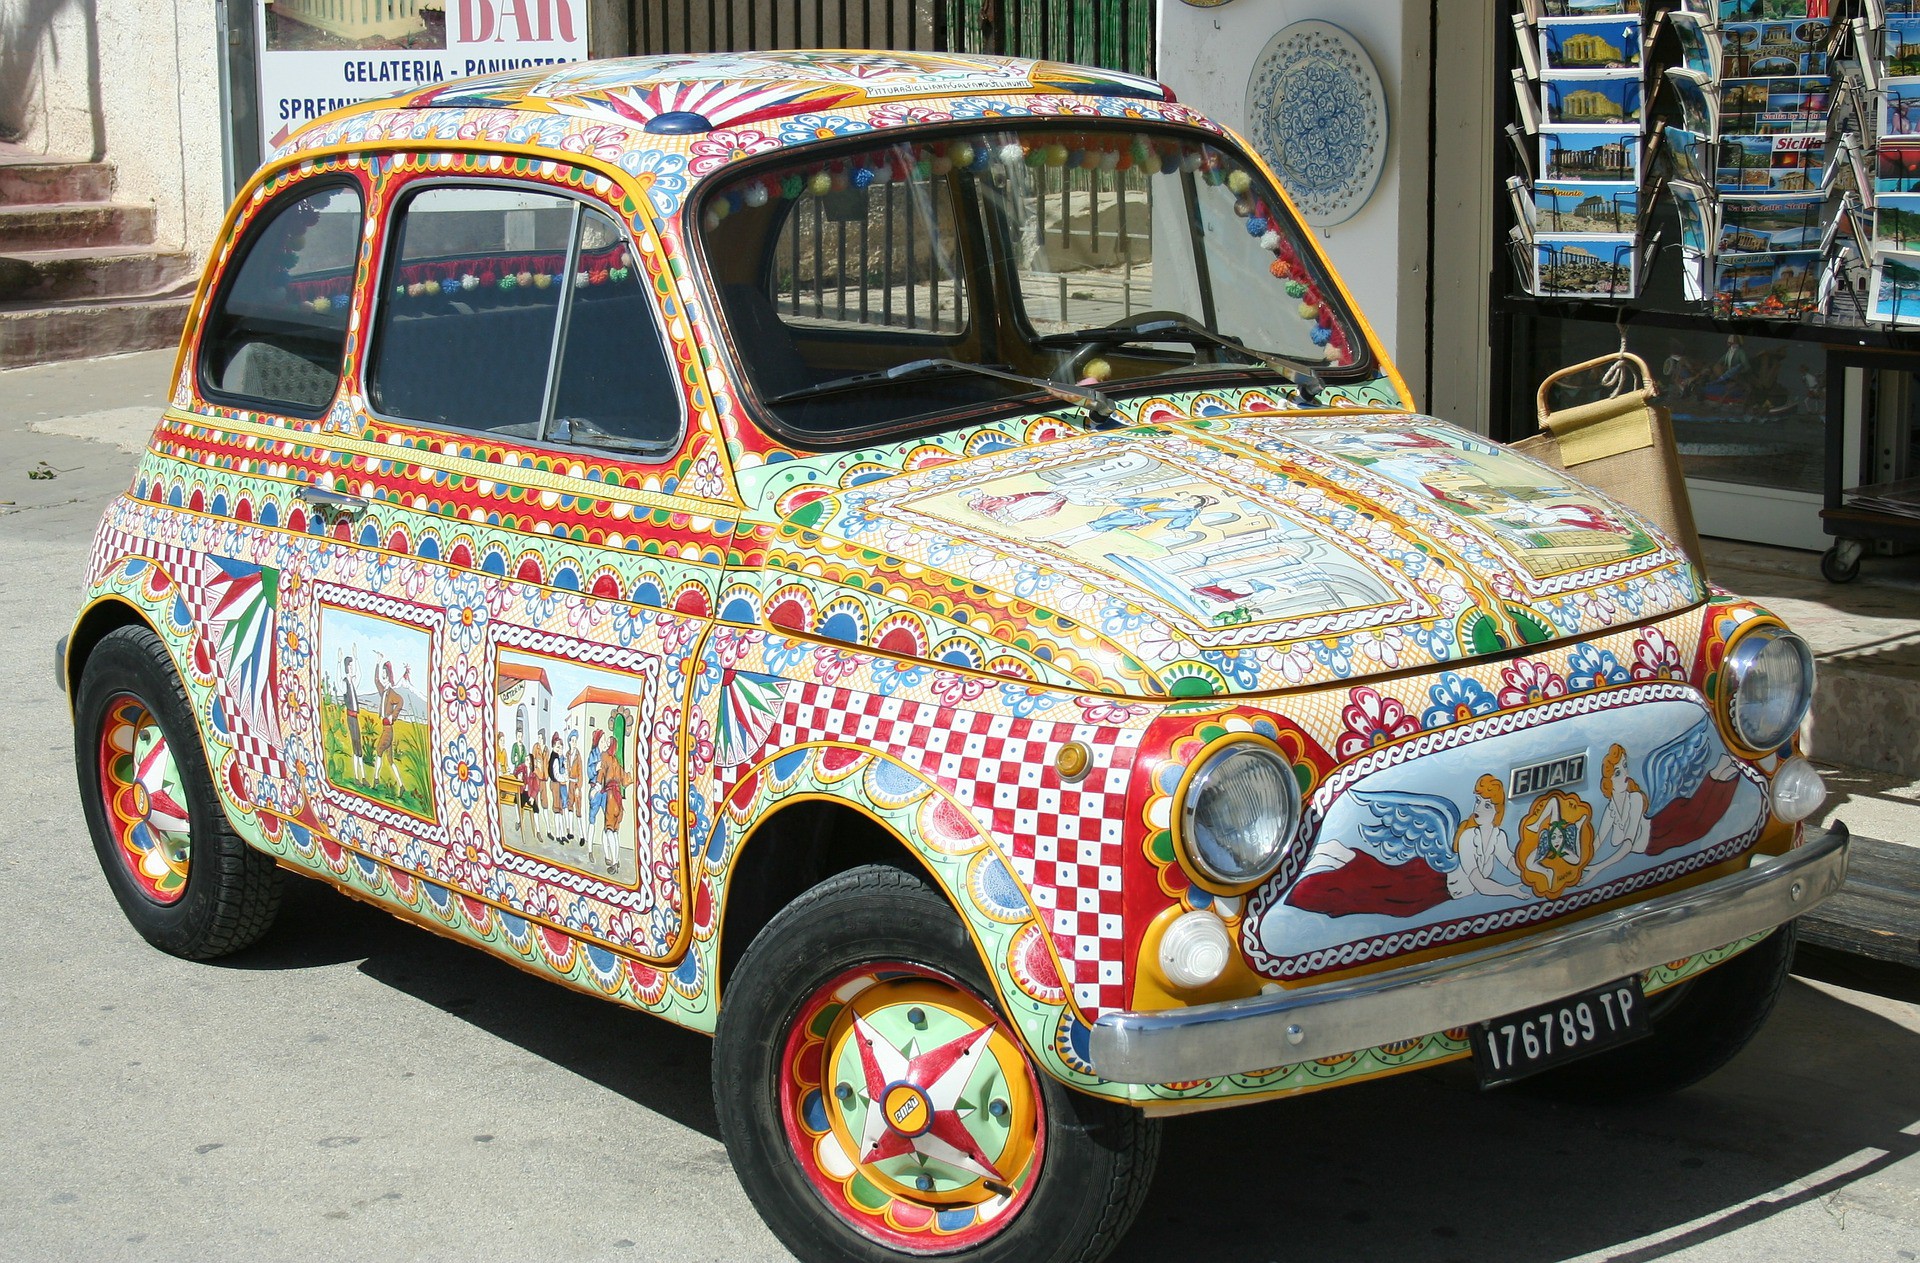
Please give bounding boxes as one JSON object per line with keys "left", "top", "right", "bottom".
{"left": 1798, "top": 834, "right": 1920, "bottom": 970}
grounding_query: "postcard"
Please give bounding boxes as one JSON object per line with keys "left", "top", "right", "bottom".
{"left": 1889, "top": 17, "right": 1920, "bottom": 73}
{"left": 1884, "top": 77, "right": 1920, "bottom": 137}
{"left": 1671, "top": 181, "right": 1712, "bottom": 252}
{"left": 1541, "top": 127, "right": 1642, "bottom": 181}
{"left": 1540, "top": 17, "right": 1642, "bottom": 72}
{"left": 1667, "top": 69, "right": 1718, "bottom": 136}
{"left": 1513, "top": 12, "right": 1542, "bottom": 78}
{"left": 1534, "top": 236, "right": 1638, "bottom": 299}
{"left": 1542, "top": 76, "right": 1644, "bottom": 126}
{"left": 1669, "top": 12, "right": 1720, "bottom": 73}
{"left": 1715, "top": 131, "right": 1826, "bottom": 192}
{"left": 1662, "top": 126, "right": 1709, "bottom": 183}
{"left": 1720, "top": 76, "right": 1831, "bottom": 134}
{"left": 1713, "top": 249, "right": 1820, "bottom": 316}
{"left": 1878, "top": 139, "right": 1920, "bottom": 192}
{"left": 1719, "top": 1, "right": 1833, "bottom": 19}
{"left": 1717, "top": 194, "right": 1826, "bottom": 252}
{"left": 1867, "top": 249, "right": 1920, "bottom": 323}
{"left": 1679, "top": 247, "right": 1709, "bottom": 303}
{"left": 1534, "top": 180, "right": 1640, "bottom": 233}
{"left": 1719, "top": 19, "right": 1831, "bottom": 76}
{"left": 1541, "top": 0, "right": 1638, "bottom": 15}
{"left": 1876, "top": 191, "right": 1920, "bottom": 251}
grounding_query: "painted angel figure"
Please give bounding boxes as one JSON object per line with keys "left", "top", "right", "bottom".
{"left": 1288, "top": 775, "right": 1529, "bottom": 919}
{"left": 1584, "top": 719, "right": 1744, "bottom": 883}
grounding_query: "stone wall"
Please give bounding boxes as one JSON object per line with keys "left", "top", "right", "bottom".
{"left": 1, "top": 0, "right": 226, "bottom": 258}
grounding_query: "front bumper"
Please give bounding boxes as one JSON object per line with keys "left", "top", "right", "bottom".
{"left": 1089, "top": 823, "right": 1850, "bottom": 1084}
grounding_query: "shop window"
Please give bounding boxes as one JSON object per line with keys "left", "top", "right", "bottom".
{"left": 1518, "top": 316, "right": 1825, "bottom": 495}
{"left": 199, "top": 183, "right": 363, "bottom": 415}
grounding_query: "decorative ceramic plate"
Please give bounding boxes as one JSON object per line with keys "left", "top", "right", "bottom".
{"left": 1243, "top": 20, "right": 1389, "bottom": 227}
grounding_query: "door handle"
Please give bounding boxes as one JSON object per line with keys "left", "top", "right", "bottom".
{"left": 296, "top": 480, "right": 369, "bottom": 516}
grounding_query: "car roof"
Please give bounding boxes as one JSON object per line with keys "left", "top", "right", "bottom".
{"left": 392, "top": 49, "right": 1164, "bottom": 115}
{"left": 286, "top": 50, "right": 1168, "bottom": 154}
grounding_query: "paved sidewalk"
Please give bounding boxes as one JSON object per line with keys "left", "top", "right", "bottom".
{"left": 1708, "top": 538, "right": 1920, "bottom": 799}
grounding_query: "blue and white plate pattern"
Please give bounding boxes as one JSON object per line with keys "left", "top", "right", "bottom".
{"left": 1244, "top": 20, "right": 1389, "bottom": 227}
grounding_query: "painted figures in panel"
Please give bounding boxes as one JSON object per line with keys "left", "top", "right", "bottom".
{"left": 494, "top": 648, "right": 646, "bottom": 888}
{"left": 318, "top": 606, "right": 435, "bottom": 819}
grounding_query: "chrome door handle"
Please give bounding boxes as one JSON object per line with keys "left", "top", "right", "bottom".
{"left": 296, "top": 480, "right": 369, "bottom": 516}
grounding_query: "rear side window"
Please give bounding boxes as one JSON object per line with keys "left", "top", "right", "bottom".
{"left": 367, "top": 184, "right": 684, "bottom": 457}
{"left": 199, "top": 183, "right": 363, "bottom": 415}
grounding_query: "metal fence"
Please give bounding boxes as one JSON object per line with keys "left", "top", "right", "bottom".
{"left": 626, "top": 0, "right": 1155, "bottom": 77}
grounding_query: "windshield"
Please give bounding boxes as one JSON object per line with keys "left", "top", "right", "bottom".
{"left": 696, "top": 120, "right": 1373, "bottom": 441}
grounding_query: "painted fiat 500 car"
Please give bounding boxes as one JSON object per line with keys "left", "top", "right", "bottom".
{"left": 62, "top": 51, "right": 1848, "bottom": 1263}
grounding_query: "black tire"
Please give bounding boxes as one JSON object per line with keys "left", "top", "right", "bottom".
{"left": 73, "top": 624, "right": 282, "bottom": 959}
{"left": 714, "top": 863, "right": 1160, "bottom": 1263}
{"left": 1515, "top": 923, "right": 1797, "bottom": 1103}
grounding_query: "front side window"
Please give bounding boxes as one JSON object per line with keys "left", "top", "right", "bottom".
{"left": 698, "top": 122, "right": 1375, "bottom": 442}
{"left": 366, "top": 185, "right": 683, "bottom": 457}
{"left": 200, "top": 183, "right": 363, "bottom": 414}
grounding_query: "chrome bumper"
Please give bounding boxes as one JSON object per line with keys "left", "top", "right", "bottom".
{"left": 1089, "top": 823, "right": 1850, "bottom": 1085}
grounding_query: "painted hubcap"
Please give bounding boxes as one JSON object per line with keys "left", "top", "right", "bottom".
{"left": 781, "top": 964, "right": 1045, "bottom": 1249}
{"left": 99, "top": 696, "right": 192, "bottom": 904}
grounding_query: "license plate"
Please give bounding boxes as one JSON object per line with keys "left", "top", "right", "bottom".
{"left": 1470, "top": 977, "right": 1650, "bottom": 1087}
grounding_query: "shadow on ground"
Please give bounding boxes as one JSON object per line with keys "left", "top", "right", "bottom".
{"left": 223, "top": 873, "right": 1920, "bottom": 1263}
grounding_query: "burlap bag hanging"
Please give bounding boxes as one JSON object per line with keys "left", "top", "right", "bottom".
{"left": 1513, "top": 351, "right": 1706, "bottom": 569}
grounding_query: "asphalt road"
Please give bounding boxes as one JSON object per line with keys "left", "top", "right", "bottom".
{"left": 3, "top": 353, "right": 1918, "bottom": 1262}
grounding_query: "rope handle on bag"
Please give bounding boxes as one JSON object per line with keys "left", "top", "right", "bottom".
{"left": 1535, "top": 351, "right": 1657, "bottom": 423}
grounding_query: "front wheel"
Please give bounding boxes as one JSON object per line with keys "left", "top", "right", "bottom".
{"left": 1516, "top": 923, "right": 1797, "bottom": 1102}
{"left": 714, "top": 864, "right": 1159, "bottom": 1263}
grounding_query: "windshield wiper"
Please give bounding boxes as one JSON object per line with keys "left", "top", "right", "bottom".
{"left": 1037, "top": 318, "right": 1325, "bottom": 402}
{"left": 768, "top": 357, "right": 1118, "bottom": 425}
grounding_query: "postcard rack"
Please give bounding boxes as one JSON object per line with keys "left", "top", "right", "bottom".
{"left": 1507, "top": 3, "right": 1653, "bottom": 300}
{"left": 1658, "top": 1, "right": 1835, "bottom": 318}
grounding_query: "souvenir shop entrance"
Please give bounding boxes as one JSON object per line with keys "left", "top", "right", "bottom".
{"left": 1493, "top": 2, "right": 1920, "bottom": 562}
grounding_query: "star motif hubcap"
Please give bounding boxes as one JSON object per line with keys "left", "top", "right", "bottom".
{"left": 782, "top": 965, "right": 1046, "bottom": 1249}
{"left": 849, "top": 1010, "right": 1006, "bottom": 1181}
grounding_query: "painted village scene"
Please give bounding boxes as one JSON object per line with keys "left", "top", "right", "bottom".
{"left": 492, "top": 648, "right": 648, "bottom": 888}
{"left": 316, "top": 606, "right": 435, "bottom": 820}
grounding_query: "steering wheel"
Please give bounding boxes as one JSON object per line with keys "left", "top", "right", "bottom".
{"left": 1048, "top": 310, "right": 1213, "bottom": 385}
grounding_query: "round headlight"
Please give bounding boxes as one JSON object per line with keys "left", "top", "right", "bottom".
{"left": 1724, "top": 626, "right": 1815, "bottom": 753}
{"left": 1177, "top": 740, "right": 1300, "bottom": 889}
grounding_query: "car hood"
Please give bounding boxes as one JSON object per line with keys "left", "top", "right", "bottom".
{"left": 767, "top": 411, "right": 1706, "bottom": 696}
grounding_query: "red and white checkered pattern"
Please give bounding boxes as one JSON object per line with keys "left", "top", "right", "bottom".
{"left": 744, "top": 682, "right": 1142, "bottom": 1015}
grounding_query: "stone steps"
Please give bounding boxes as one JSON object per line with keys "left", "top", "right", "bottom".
{"left": 0, "top": 293, "right": 191, "bottom": 368}
{"left": 0, "top": 245, "right": 195, "bottom": 304}
{"left": 0, "top": 201, "right": 157, "bottom": 253}
{"left": 0, "top": 159, "right": 114, "bottom": 207}
{"left": 0, "top": 151, "right": 195, "bottom": 367}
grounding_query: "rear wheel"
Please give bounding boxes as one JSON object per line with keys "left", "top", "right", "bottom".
{"left": 714, "top": 864, "right": 1159, "bottom": 1263}
{"left": 1516, "top": 924, "right": 1797, "bottom": 1102}
{"left": 74, "top": 625, "right": 281, "bottom": 959}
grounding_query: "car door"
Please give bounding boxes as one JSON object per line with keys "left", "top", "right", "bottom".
{"left": 186, "top": 168, "right": 370, "bottom": 824}
{"left": 293, "top": 170, "right": 709, "bottom": 963}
